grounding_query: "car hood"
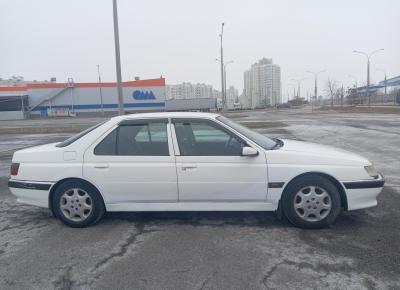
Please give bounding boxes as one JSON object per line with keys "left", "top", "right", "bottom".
{"left": 268, "top": 139, "right": 370, "bottom": 166}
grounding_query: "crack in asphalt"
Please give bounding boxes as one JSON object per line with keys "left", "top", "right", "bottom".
{"left": 283, "top": 258, "right": 353, "bottom": 276}
{"left": 53, "top": 266, "right": 73, "bottom": 290}
{"left": 70, "top": 222, "right": 162, "bottom": 289}
{"left": 91, "top": 222, "right": 146, "bottom": 273}
{"left": 196, "top": 271, "right": 216, "bottom": 290}
{"left": 260, "top": 259, "right": 343, "bottom": 289}
{"left": 261, "top": 262, "right": 284, "bottom": 288}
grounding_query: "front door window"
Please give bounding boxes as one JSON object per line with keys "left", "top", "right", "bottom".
{"left": 174, "top": 120, "right": 244, "bottom": 156}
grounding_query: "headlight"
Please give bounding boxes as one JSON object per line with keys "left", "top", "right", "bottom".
{"left": 364, "top": 165, "right": 379, "bottom": 178}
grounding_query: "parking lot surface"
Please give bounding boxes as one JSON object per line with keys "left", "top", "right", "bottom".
{"left": 0, "top": 109, "right": 399, "bottom": 289}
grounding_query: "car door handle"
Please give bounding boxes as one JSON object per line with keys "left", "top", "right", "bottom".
{"left": 94, "top": 164, "right": 109, "bottom": 169}
{"left": 181, "top": 165, "right": 197, "bottom": 171}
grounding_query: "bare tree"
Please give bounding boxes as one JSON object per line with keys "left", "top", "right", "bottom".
{"left": 325, "top": 78, "right": 338, "bottom": 107}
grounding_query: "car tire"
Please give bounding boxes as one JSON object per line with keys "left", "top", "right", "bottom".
{"left": 52, "top": 180, "right": 105, "bottom": 228}
{"left": 282, "top": 175, "right": 341, "bottom": 229}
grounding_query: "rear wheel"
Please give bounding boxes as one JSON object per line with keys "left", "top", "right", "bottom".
{"left": 282, "top": 175, "right": 341, "bottom": 229}
{"left": 52, "top": 180, "right": 105, "bottom": 228}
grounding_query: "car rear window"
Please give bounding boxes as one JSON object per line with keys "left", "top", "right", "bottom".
{"left": 56, "top": 122, "right": 106, "bottom": 148}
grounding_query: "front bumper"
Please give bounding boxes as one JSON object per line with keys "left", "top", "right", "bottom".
{"left": 343, "top": 174, "right": 385, "bottom": 211}
{"left": 8, "top": 179, "right": 54, "bottom": 208}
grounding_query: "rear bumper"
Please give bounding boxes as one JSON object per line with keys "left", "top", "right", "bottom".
{"left": 8, "top": 179, "right": 53, "bottom": 208}
{"left": 343, "top": 174, "right": 385, "bottom": 211}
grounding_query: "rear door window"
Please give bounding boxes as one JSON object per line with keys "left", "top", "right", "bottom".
{"left": 94, "top": 120, "right": 169, "bottom": 156}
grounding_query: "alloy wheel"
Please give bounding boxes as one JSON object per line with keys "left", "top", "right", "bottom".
{"left": 59, "top": 188, "right": 93, "bottom": 222}
{"left": 293, "top": 186, "right": 332, "bottom": 222}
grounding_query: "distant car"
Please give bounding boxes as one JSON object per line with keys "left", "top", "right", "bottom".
{"left": 277, "top": 103, "right": 291, "bottom": 109}
{"left": 8, "top": 112, "right": 384, "bottom": 228}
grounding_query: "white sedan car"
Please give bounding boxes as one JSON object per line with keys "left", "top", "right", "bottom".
{"left": 8, "top": 112, "right": 384, "bottom": 228}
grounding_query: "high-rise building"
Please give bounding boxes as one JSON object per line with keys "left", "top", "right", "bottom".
{"left": 166, "top": 82, "right": 216, "bottom": 100}
{"left": 226, "top": 86, "right": 239, "bottom": 109}
{"left": 243, "top": 58, "right": 281, "bottom": 108}
{"left": 212, "top": 89, "right": 222, "bottom": 100}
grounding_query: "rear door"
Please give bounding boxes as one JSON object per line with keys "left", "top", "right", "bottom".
{"left": 172, "top": 118, "right": 268, "bottom": 202}
{"left": 83, "top": 118, "right": 178, "bottom": 204}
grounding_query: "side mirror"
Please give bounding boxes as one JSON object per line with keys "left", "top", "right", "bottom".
{"left": 241, "top": 146, "right": 259, "bottom": 157}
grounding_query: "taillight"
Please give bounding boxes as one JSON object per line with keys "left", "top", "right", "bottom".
{"left": 10, "top": 163, "right": 19, "bottom": 176}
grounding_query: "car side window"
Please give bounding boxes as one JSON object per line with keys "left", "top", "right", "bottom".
{"left": 174, "top": 120, "right": 244, "bottom": 156}
{"left": 94, "top": 121, "right": 169, "bottom": 156}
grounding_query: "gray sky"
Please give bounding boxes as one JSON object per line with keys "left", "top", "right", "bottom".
{"left": 1, "top": 0, "right": 399, "bottom": 99}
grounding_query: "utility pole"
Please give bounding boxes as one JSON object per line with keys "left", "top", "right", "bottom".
{"left": 353, "top": 49, "right": 384, "bottom": 106}
{"left": 112, "top": 0, "right": 124, "bottom": 115}
{"left": 97, "top": 65, "right": 104, "bottom": 116}
{"left": 307, "top": 70, "right": 326, "bottom": 112}
{"left": 67, "top": 77, "right": 74, "bottom": 114}
{"left": 219, "top": 23, "right": 225, "bottom": 110}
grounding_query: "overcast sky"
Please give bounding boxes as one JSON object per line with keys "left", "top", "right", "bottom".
{"left": 1, "top": 0, "right": 399, "bottom": 99}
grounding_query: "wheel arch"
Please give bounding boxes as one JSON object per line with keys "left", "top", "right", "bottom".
{"left": 48, "top": 177, "right": 106, "bottom": 216}
{"left": 279, "top": 171, "right": 348, "bottom": 213}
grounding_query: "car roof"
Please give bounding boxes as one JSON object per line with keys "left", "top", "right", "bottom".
{"left": 111, "top": 111, "right": 221, "bottom": 121}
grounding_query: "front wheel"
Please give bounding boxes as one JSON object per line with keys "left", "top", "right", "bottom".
{"left": 52, "top": 180, "right": 105, "bottom": 228}
{"left": 282, "top": 175, "right": 341, "bottom": 229}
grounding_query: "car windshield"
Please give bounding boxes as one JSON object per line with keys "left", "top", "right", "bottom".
{"left": 56, "top": 121, "right": 106, "bottom": 148}
{"left": 217, "top": 116, "right": 277, "bottom": 150}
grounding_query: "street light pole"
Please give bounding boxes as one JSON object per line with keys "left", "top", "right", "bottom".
{"left": 353, "top": 49, "right": 384, "bottom": 106}
{"left": 112, "top": 0, "right": 124, "bottom": 115}
{"left": 307, "top": 70, "right": 326, "bottom": 112}
{"left": 219, "top": 23, "right": 225, "bottom": 110}
{"left": 97, "top": 64, "right": 104, "bottom": 116}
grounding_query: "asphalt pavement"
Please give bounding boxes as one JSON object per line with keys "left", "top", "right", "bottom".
{"left": 0, "top": 109, "right": 399, "bottom": 290}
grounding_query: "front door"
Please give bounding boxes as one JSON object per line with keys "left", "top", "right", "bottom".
{"left": 83, "top": 119, "right": 178, "bottom": 205}
{"left": 172, "top": 118, "right": 268, "bottom": 202}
